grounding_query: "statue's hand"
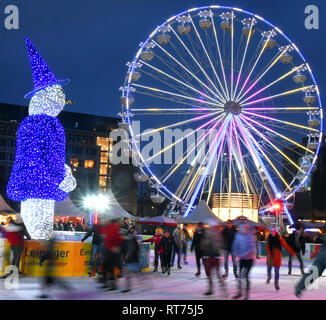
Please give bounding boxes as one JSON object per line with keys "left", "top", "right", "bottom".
{"left": 59, "top": 164, "right": 76, "bottom": 193}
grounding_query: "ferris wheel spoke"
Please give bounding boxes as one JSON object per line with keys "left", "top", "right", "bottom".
{"left": 241, "top": 114, "right": 316, "bottom": 155}
{"left": 135, "top": 110, "right": 221, "bottom": 138}
{"left": 230, "top": 12, "right": 235, "bottom": 100}
{"left": 184, "top": 115, "right": 232, "bottom": 216}
{"left": 138, "top": 67, "right": 211, "bottom": 105}
{"left": 241, "top": 85, "right": 314, "bottom": 107}
{"left": 162, "top": 119, "right": 221, "bottom": 184}
{"left": 210, "top": 14, "right": 230, "bottom": 100}
{"left": 242, "top": 110, "right": 319, "bottom": 134}
{"left": 135, "top": 89, "right": 222, "bottom": 110}
{"left": 238, "top": 134, "right": 265, "bottom": 197}
{"left": 207, "top": 134, "right": 227, "bottom": 203}
{"left": 188, "top": 15, "right": 229, "bottom": 101}
{"left": 235, "top": 116, "right": 285, "bottom": 198}
{"left": 239, "top": 63, "right": 305, "bottom": 105}
{"left": 237, "top": 45, "right": 293, "bottom": 102}
{"left": 233, "top": 19, "right": 255, "bottom": 101}
{"left": 144, "top": 113, "right": 225, "bottom": 163}
{"left": 236, "top": 116, "right": 292, "bottom": 193}
{"left": 183, "top": 115, "right": 229, "bottom": 203}
{"left": 234, "top": 29, "right": 275, "bottom": 102}
{"left": 131, "top": 108, "right": 217, "bottom": 112}
{"left": 240, "top": 115, "right": 305, "bottom": 174}
{"left": 153, "top": 40, "right": 225, "bottom": 102}
{"left": 132, "top": 83, "right": 222, "bottom": 108}
{"left": 231, "top": 120, "right": 253, "bottom": 195}
{"left": 153, "top": 50, "right": 212, "bottom": 98}
{"left": 243, "top": 106, "right": 318, "bottom": 112}
{"left": 140, "top": 60, "right": 219, "bottom": 104}
{"left": 169, "top": 25, "right": 226, "bottom": 101}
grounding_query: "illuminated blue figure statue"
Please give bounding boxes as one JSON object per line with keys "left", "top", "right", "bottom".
{"left": 7, "top": 37, "right": 76, "bottom": 239}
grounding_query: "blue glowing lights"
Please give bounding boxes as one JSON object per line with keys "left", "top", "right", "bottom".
{"left": 24, "top": 37, "right": 70, "bottom": 98}
{"left": 7, "top": 114, "right": 68, "bottom": 201}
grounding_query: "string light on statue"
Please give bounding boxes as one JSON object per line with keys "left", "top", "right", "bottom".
{"left": 6, "top": 37, "right": 76, "bottom": 240}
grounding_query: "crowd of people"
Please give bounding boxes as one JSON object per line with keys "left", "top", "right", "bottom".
{"left": 53, "top": 220, "right": 85, "bottom": 232}
{"left": 1, "top": 214, "right": 326, "bottom": 300}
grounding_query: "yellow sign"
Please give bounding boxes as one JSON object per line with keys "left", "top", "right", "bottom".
{"left": 0, "top": 240, "right": 92, "bottom": 277}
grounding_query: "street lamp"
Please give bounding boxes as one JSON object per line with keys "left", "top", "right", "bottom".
{"left": 84, "top": 194, "right": 109, "bottom": 225}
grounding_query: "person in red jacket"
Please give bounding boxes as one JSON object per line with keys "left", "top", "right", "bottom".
{"left": 142, "top": 228, "right": 163, "bottom": 272}
{"left": 0, "top": 215, "right": 31, "bottom": 277}
{"left": 99, "top": 219, "right": 124, "bottom": 291}
{"left": 266, "top": 225, "right": 295, "bottom": 290}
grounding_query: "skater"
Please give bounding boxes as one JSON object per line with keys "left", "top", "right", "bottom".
{"left": 142, "top": 228, "right": 163, "bottom": 272}
{"left": 0, "top": 215, "right": 31, "bottom": 277}
{"left": 81, "top": 220, "right": 103, "bottom": 276}
{"left": 158, "top": 230, "right": 179, "bottom": 275}
{"left": 121, "top": 228, "right": 140, "bottom": 293}
{"left": 181, "top": 224, "right": 190, "bottom": 264}
{"left": 39, "top": 238, "right": 72, "bottom": 299}
{"left": 255, "top": 229, "right": 261, "bottom": 259}
{"left": 191, "top": 222, "right": 205, "bottom": 277}
{"left": 287, "top": 227, "right": 305, "bottom": 275}
{"left": 232, "top": 223, "right": 256, "bottom": 300}
{"left": 222, "top": 220, "right": 238, "bottom": 279}
{"left": 171, "top": 227, "right": 183, "bottom": 269}
{"left": 295, "top": 240, "right": 326, "bottom": 297}
{"left": 266, "top": 225, "right": 295, "bottom": 290}
{"left": 100, "top": 219, "right": 124, "bottom": 291}
{"left": 199, "top": 222, "right": 226, "bottom": 296}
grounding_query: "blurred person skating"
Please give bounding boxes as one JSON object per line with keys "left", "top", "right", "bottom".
{"left": 199, "top": 223, "right": 226, "bottom": 297}
{"left": 142, "top": 228, "right": 163, "bottom": 272}
{"left": 121, "top": 228, "right": 140, "bottom": 293}
{"left": 171, "top": 227, "right": 183, "bottom": 269}
{"left": 295, "top": 239, "right": 326, "bottom": 298}
{"left": 181, "top": 224, "right": 190, "bottom": 264}
{"left": 0, "top": 214, "right": 31, "bottom": 278}
{"left": 222, "top": 220, "right": 238, "bottom": 279}
{"left": 255, "top": 229, "right": 261, "bottom": 259}
{"left": 39, "top": 238, "right": 71, "bottom": 299}
{"left": 266, "top": 225, "right": 295, "bottom": 290}
{"left": 191, "top": 222, "right": 205, "bottom": 277}
{"left": 232, "top": 223, "right": 256, "bottom": 300}
{"left": 287, "top": 227, "right": 305, "bottom": 275}
{"left": 158, "top": 230, "right": 179, "bottom": 275}
{"left": 100, "top": 219, "right": 123, "bottom": 291}
{"left": 81, "top": 221, "right": 103, "bottom": 276}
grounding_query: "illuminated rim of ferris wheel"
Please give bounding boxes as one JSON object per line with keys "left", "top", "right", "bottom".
{"left": 119, "top": 5, "right": 324, "bottom": 223}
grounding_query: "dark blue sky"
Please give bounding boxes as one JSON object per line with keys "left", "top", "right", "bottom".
{"left": 0, "top": 0, "right": 325, "bottom": 117}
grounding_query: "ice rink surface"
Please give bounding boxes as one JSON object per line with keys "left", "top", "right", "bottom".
{"left": 0, "top": 251, "right": 325, "bottom": 300}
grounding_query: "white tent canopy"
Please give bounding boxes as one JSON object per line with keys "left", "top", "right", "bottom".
{"left": 101, "top": 189, "right": 138, "bottom": 221}
{"left": 178, "top": 200, "right": 222, "bottom": 224}
{"left": 55, "top": 197, "right": 88, "bottom": 218}
{"left": 0, "top": 194, "right": 16, "bottom": 214}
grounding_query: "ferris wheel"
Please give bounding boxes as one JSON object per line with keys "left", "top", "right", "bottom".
{"left": 119, "top": 5, "right": 323, "bottom": 223}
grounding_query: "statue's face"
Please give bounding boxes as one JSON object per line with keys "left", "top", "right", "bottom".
{"left": 29, "top": 84, "right": 65, "bottom": 117}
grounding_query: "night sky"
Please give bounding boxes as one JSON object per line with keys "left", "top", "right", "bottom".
{"left": 0, "top": 0, "right": 325, "bottom": 118}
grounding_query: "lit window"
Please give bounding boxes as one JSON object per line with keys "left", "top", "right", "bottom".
{"left": 84, "top": 160, "right": 95, "bottom": 168}
{"left": 99, "top": 176, "right": 107, "bottom": 187}
{"left": 70, "top": 159, "right": 79, "bottom": 167}
{"left": 100, "top": 152, "right": 108, "bottom": 163}
{"left": 97, "top": 137, "right": 109, "bottom": 151}
{"left": 100, "top": 164, "right": 108, "bottom": 175}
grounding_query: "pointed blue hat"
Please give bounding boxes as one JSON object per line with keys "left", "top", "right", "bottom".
{"left": 24, "top": 37, "right": 70, "bottom": 98}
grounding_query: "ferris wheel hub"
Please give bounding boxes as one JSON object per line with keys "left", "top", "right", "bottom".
{"left": 224, "top": 101, "right": 242, "bottom": 115}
